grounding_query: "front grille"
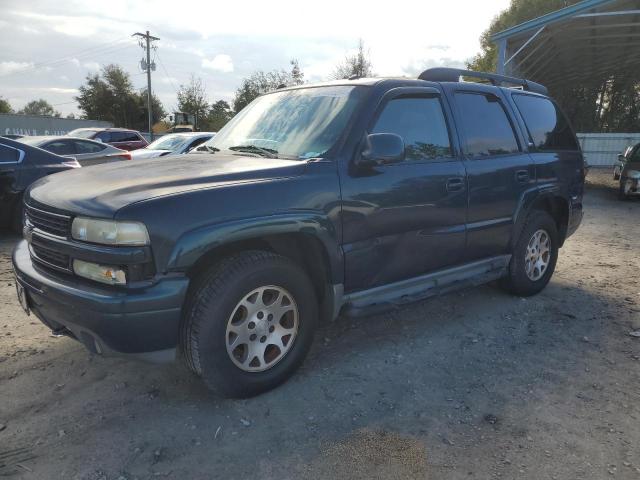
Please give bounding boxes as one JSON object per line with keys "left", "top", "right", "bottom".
{"left": 25, "top": 204, "right": 71, "bottom": 238}
{"left": 30, "top": 237, "right": 72, "bottom": 272}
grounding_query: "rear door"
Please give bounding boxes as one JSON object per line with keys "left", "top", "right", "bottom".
{"left": 446, "top": 84, "right": 534, "bottom": 260}
{"left": 508, "top": 92, "right": 583, "bottom": 222}
{"left": 73, "top": 140, "right": 110, "bottom": 166}
{"left": 341, "top": 87, "right": 468, "bottom": 292}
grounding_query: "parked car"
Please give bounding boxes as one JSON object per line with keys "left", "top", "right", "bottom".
{"left": 2, "top": 134, "right": 24, "bottom": 140}
{"left": 0, "top": 137, "right": 79, "bottom": 231}
{"left": 130, "top": 132, "right": 215, "bottom": 160}
{"left": 13, "top": 68, "right": 585, "bottom": 398}
{"left": 17, "top": 136, "right": 131, "bottom": 167}
{"left": 614, "top": 142, "right": 640, "bottom": 199}
{"left": 66, "top": 128, "right": 148, "bottom": 151}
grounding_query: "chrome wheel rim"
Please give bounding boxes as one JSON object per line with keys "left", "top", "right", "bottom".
{"left": 525, "top": 229, "right": 551, "bottom": 281}
{"left": 225, "top": 286, "right": 299, "bottom": 372}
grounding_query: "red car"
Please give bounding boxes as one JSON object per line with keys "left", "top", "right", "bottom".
{"left": 66, "top": 128, "right": 148, "bottom": 151}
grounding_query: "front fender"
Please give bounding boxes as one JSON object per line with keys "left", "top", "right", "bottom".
{"left": 166, "top": 211, "right": 343, "bottom": 284}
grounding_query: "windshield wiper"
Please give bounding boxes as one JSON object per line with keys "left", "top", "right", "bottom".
{"left": 202, "top": 145, "right": 220, "bottom": 153}
{"left": 228, "top": 145, "right": 279, "bottom": 158}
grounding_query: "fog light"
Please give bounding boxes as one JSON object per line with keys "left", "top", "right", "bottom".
{"left": 73, "top": 259, "right": 126, "bottom": 285}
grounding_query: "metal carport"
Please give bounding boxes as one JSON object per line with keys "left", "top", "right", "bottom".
{"left": 493, "top": 0, "right": 640, "bottom": 90}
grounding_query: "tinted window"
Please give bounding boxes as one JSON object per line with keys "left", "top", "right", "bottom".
{"left": 45, "top": 140, "right": 76, "bottom": 155}
{"left": 96, "top": 131, "right": 111, "bottom": 142}
{"left": 513, "top": 94, "right": 578, "bottom": 151}
{"left": 455, "top": 93, "right": 519, "bottom": 157}
{"left": 112, "top": 131, "right": 140, "bottom": 142}
{"left": 372, "top": 97, "right": 452, "bottom": 161}
{"left": 74, "top": 140, "right": 105, "bottom": 154}
{"left": 0, "top": 144, "right": 20, "bottom": 163}
{"left": 629, "top": 144, "right": 640, "bottom": 162}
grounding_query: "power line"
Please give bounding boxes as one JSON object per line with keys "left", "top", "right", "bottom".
{"left": 0, "top": 36, "right": 135, "bottom": 78}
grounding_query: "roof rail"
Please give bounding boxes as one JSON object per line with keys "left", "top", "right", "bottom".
{"left": 418, "top": 67, "right": 548, "bottom": 96}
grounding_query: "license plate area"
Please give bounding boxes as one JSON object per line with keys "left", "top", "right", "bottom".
{"left": 15, "top": 277, "right": 30, "bottom": 315}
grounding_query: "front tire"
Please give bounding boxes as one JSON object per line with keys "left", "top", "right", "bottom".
{"left": 181, "top": 250, "right": 318, "bottom": 398}
{"left": 501, "top": 211, "right": 559, "bottom": 297}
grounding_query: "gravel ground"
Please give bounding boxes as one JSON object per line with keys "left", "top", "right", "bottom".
{"left": 0, "top": 169, "right": 639, "bottom": 480}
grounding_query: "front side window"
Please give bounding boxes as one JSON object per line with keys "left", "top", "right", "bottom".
{"left": 202, "top": 86, "right": 365, "bottom": 160}
{"left": 512, "top": 94, "right": 579, "bottom": 151}
{"left": 96, "top": 131, "right": 111, "bottom": 142}
{"left": 455, "top": 92, "right": 520, "bottom": 157}
{"left": 371, "top": 96, "right": 452, "bottom": 162}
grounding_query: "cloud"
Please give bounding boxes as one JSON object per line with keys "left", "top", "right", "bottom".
{"left": 202, "top": 54, "right": 234, "bottom": 73}
{"left": 0, "top": 61, "right": 33, "bottom": 75}
{"left": 83, "top": 62, "right": 100, "bottom": 71}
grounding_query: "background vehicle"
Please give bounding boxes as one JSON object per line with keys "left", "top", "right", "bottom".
{"left": 615, "top": 142, "right": 640, "bottom": 199}
{"left": 1, "top": 134, "right": 24, "bottom": 140}
{"left": 0, "top": 137, "right": 79, "bottom": 231}
{"left": 130, "top": 132, "right": 215, "bottom": 160}
{"left": 17, "top": 136, "right": 131, "bottom": 167}
{"left": 13, "top": 69, "right": 584, "bottom": 398}
{"left": 66, "top": 128, "right": 148, "bottom": 151}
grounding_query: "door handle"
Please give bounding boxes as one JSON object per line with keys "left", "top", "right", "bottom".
{"left": 515, "top": 170, "right": 530, "bottom": 183}
{"left": 446, "top": 177, "right": 465, "bottom": 192}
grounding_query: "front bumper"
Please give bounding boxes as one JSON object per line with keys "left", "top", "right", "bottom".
{"left": 12, "top": 240, "right": 189, "bottom": 362}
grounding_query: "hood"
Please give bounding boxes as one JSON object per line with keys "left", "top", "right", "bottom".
{"left": 27, "top": 153, "right": 307, "bottom": 217}
{"left": 130, "top": 149, "right": 171, "bottom": 159}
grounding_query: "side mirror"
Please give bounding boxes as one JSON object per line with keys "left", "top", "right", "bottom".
{"left": 618, "top": 153, "right": 624, "bottom": 162}
{"left": 357, "top": 133, "right": 405, "bottom": 167}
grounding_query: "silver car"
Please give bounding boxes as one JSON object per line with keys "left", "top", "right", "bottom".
{"left": 130, "top": 132, "right": 215, "bottom": 160}
{"left": 17, "top": 136, "right": 131, "bottom": 167}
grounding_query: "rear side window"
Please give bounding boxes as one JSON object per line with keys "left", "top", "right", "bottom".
{"left": 45, "top": 140, "right": 76, "bottom": 156}
{"left": 112, "top": 131, "right": 140, "bottom": 142}
{"left": 512, "top": 94, "right": 578, "bottom": 151}
{"left": 454, "top": 92, "right": 520, "bottom": 157}
{"left": 74, "top": 140, "right": 106, "bottom": 154}
{"left": 371, "top": 96, "right": 452, "bottom": 162}
{"left": 0, "top": 144, "right": 20, "bottom": 163}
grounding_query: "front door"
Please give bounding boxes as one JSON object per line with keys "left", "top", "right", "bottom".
{"left": 446, "top": 85, "right": 534, "bottom": 261}
{"left": 340, "top": 87, "right": 467, "bottom": 292}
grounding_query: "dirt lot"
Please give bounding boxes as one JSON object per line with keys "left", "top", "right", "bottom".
{"left": 1, "top": 169, "right": 639, "bottom": 480}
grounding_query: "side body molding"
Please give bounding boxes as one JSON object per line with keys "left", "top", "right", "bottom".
{"left": 165, "top": 212, "right": 344, "bottom": 284}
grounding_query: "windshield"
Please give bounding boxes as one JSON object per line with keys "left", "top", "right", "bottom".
{"left": 202, "top": 86, "right": 365, "bottom": 160}
{"left": 67, "top": 129, "right": 98, "bottom": 138}
{"left": 146, "top": 134, "right": 190, "bottom": 151}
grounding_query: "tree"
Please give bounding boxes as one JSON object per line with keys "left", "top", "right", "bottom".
{"left": 18, "top": 99, "right": 60, "bottom": 117}
{"left": 232, "top": 60, "right": 306, "bottom": 113}
{"left": 207, "top": 100, "right": 233, "bottom": 131}
{"left": 333, "top": 39, "right": 373, "bottom": 79}
{"left": 75, "top": 64, "right": 165, "bottom": 131}
{"left": 177, "top": 76, "right": 210, "bottom": 130}
{"left": 0, "top": 97, "right": 12, "bottom": 114}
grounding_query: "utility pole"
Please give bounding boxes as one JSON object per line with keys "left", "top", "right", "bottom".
{"left": 133, "top": 30, "right": 159, "bottom": 141}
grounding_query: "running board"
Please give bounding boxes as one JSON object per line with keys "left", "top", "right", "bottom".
{"left": 340, "top": 255, "right": 511, "bottom": 318}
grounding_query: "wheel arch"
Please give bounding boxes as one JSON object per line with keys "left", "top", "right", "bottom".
{"left": 513, "top": 191, "right": 570, "bottom": 248}
{"left": 167, "top": 213, "right": 343, "bottom": 321}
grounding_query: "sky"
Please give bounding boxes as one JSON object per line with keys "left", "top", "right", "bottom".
{"left": 0, "top": 0, "right": 511, "bottom": 117}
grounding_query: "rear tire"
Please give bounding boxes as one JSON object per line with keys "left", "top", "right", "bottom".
{"left": 181, "top": 250, "right": 318, "bottom": 398}
{"left": 501, "top": 211, "right": 558, "bottom": 297}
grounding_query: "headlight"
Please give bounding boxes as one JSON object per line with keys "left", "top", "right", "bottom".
{"left": 626, "top": 170, "right": 640, "bottom": 179}
{"left": 71, "top": 217, "right": 150, "bottom": 246}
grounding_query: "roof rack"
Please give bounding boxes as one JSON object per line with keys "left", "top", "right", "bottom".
{"left": 418, "top": 67, "right": 548, "bottom": 96}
